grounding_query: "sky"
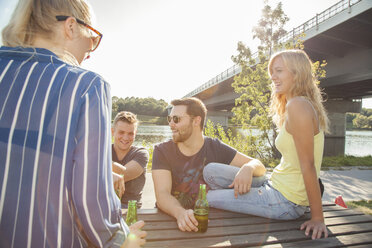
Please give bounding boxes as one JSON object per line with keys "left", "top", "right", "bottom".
{"left": 1, "top": 0, "right": 371, "bottom": 108}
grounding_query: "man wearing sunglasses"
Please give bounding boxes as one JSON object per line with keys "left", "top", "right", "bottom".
{"left": 152, "top": 97, "right": 266, "bottom": 232}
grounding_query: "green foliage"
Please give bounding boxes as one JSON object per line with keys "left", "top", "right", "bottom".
{"left": 347, "top": 108, "right": 372, "bottom": 130}
{"left": 346, "top": 200, "right": 372, "bottom": 215}
{"left": 137, "top": 115, "right": 168, "bottom": 125}
{"left": 112, "top": 96, "right": 168, "bottom": 120}
{"left": 368, "top": 116, "right": 372, "bottom": 128}
{"left": 361, "top": 108, "right": 372, "bottom": 117}
{"left": 353, "top": 114, "right": 369, "bottom": 129}
{"left": 322, "top": 155, "right": 372, "bottom": 168}
{"left": 252, "top": 0, "right": 289, "bottom": 55}
{"left": 346, "top": 112, "right": 358, "bottom": 123}
{"left": 230, "top": 0, "right": 290, "bottom": 160}
{"left": 142, "top": 141, "right": 154, "bottom": 171}
{"left": 204, "top": 119, "right": 279, "bottom": 167}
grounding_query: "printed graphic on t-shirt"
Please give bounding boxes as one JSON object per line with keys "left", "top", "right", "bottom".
{"left": 173, "top": 158, "right": 207, "bottom": 209}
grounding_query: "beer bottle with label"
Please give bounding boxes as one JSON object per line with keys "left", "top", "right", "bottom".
{"left": 126, "top": 200, "right": 137, "bottom": 226}
{"left": 194, "top": 184, "right": 209, "bottom": 233}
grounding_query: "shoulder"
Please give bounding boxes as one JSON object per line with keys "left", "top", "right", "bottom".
{"left": 59, "top": 64, "right": 110, "bottom": 96}
{"left": 286, "top": 97, "right": 317, "bottom": 133}
{"left": 154, "top": 139, "right": 175, "bottom": 152}
{"left": 128, "top": 146, "right": 149, "bottom": 165}
{"left": 204, "top": 136, "right": 226, "bottom": 145}
{"left": 286, "top": 96, "right": 314, "bottom": 120}
{"left": 204, "top": 137, "right": 235, "bottom": 151}
{"left": 69, "top": 67, "right": 108, "bottom": 86}
{"left": 204, "top": 136, "right": 219, "bottom": 144}
{"left": 130, "top": 146, "right": 149, "bottom": 157}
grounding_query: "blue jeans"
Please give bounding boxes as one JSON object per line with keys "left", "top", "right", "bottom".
{"left": 203, "top": 163, "right": 307, "bottom": 220}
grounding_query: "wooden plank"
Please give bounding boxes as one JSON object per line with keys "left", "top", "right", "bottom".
{"left": 319, "top": 209, "right": 364, "bottom": 218}
{"left": 325, "top": 214, "right": 372, "bottom": 225}
{"left": 134, "top": 205, "right": 364, "bottom": 222}
{"left": 327, "top": 222, "right": 372, "bottom": 235}
{"left": 261, "top": 232, "right": 372, "bottom": 248}
{"left": 136, "top": 204, "right": 372, "bottom": 247}
{"left": 144, "top": 223, "right": 372, "bottom": 248}
{"left": 144, "top": 216, "right": 372, "bottom": 241}
{"left": 133, "top": 208, "right": 249, "bottom": 222}
{"left": 141, "top": 211, "right": 372, "bottom": 231}
{"left": 143, "top": 217, "right": 272, "bottom": 231}
{"left": 136, "top": 204, "right": 346, "bottom": 215}
{"left": 139, "top": 209, "right": 368, "bottom": 231}
{"left": 346, "top": 245, "right": 372, "bottom": 248}
{"left": 145, "top": 221, "right": 294, "bottom": 240}
{"left": 322, "top": 205, "right": 347, "bottom": 211}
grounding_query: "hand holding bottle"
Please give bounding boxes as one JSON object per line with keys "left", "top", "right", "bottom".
{"left": 194, "top": 184, "right": 209, "bottom": 233}
{"left": 121, "top": 220, "right": 147, "bottom": 248}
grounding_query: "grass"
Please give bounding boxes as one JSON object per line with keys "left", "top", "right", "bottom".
{"left": 345, "top": 200, "right": 372, "bottom": 215}
{"left": 263, "top": 155, "right": 372, "bottom": 171}
{"left": 322, "top": 155, "right": 372, "bottom": 169}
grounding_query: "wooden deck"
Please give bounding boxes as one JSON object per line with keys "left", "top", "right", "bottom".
{"left": 127, "top": 204, "right": 372, "bottom": 247}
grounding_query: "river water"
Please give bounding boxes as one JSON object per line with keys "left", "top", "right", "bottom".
{"left": 135, "top": 125, "right": 372, "bottom": 156}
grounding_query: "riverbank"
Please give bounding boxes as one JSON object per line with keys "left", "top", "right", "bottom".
{"left": 136, "top": 125, "right": 372, "bottom": 157}
{"left": 141, "top": 167, "right": 372, "bottom": 209}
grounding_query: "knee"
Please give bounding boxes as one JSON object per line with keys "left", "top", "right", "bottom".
{"left": 203, "top": 163, "right": 219, "bottom": 181}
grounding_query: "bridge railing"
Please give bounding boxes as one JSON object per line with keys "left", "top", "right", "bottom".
{"left": 184, "top": 0, "right": 362, "bottom": 98}
{"left": 279, "top": 0, "right": 361, "bottom": 44}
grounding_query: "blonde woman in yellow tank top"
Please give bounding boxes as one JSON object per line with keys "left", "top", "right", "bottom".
{"left": 204, "top": 49, "right": 329, "bottom": 240}
{"left": 269, "top": 49, "right": 329, "bottom": 239}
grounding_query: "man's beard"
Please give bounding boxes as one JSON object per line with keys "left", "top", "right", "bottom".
{"left": 172, "top": 125, "right": 193, "bottom": 143}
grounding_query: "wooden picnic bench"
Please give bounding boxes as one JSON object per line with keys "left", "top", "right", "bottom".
{"left": 125, "top": 204, "right": 372, "bottom": 247}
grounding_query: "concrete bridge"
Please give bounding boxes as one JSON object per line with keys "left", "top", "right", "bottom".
{"left": 183, "top": 0, "right": 372, "bottom": 156}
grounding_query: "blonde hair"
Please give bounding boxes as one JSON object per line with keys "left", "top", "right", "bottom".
{"left": 2, "top": 0, "right": 93, "bottom": 65}
{"left": 113, "top": 111, "right": 139, "bottom": 128}
{"left": 268, "top": 49, "right": 329, "bottom": 133}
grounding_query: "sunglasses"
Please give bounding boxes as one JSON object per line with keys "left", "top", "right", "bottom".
{"left": 167, "top": 115, "right": 193, "bottom": 124}
{"left": 56, "top": 15, "right": 103, "bottom": 52}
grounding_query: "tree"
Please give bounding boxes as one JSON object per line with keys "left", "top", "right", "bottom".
{"left": 111, "top": 96, "right": 168, "bottom": 120}
{"left": 346, "top": 112, "right": 358, "bottom": 123}
{"left": 229, "top": 0, "right": 290, "bottom": 160}
{"left": 368, "top": 115, "right": 372, "bottom": 129}
{"left": 361, "top": 108, "right": 372, "bottom": 117}
{"left": 252, "top": 0, "right": 289, "bottom": 56}
{"left": 353, "top": 114, "right": 368, "bottom": 129}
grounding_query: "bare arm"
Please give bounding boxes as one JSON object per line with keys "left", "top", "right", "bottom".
{"left": 112, "top": 172, "right": 125, "bottom": 199}
{"left": 152, "top": 169, "right": 198, "bottom": 232}
{"left": 113, "top": 161, "right": 144, "bottom": 182}
{"left": 286, "top": 98, "right": 328, "bottom": 239}
{"left": 230, "top": 151, "right": 266, "bottom": 176}
{"left": 229, "top": 151, "right": 266, "bottom": 197}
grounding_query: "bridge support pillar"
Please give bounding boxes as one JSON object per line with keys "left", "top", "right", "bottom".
{"left": 206, "top": 110, "right": 232, "bottom": 128}
{"left": 323, "top": 99, "right": 361, "bottom": 156}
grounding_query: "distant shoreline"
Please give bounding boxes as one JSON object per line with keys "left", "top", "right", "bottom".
{"left": 346, "top": 128, "right": 372, "bottom": 131}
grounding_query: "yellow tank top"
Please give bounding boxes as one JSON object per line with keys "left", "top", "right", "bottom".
{"left": 271, "top": 126, "right": 324, "bottom": 206}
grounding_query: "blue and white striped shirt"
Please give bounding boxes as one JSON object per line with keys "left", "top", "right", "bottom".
{"left": 0, "top": 46, "right": 129, "bottom": 247}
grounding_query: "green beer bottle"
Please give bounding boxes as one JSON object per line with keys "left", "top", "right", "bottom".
{"left": 126, "top": 200, "right": 137, "bottom": 226}
{"left": 194, "top": 184, "right": 209, "bottom": 233}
